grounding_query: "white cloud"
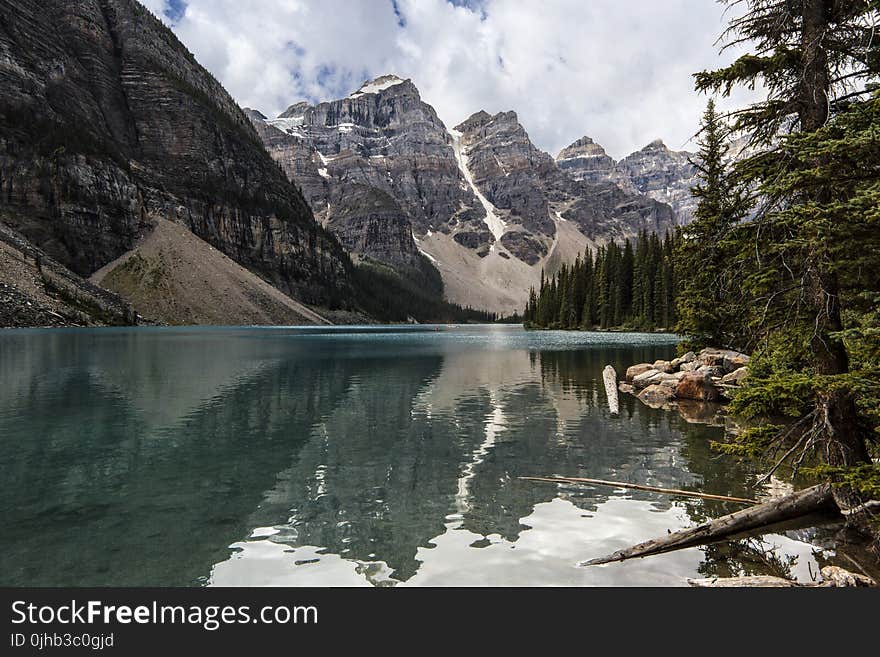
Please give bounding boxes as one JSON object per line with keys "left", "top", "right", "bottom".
{"left": 151, "top": 0, "right": 760, "bottom": 159}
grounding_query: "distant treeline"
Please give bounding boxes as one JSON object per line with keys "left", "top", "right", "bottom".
{"left": 524, "top": 230, "right": 678, "bottom": 331}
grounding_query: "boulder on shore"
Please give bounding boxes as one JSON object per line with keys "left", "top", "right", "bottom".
{"left": 671, "top": 352, "right": 696, "bottom": 369}
{"left": 676, "top": 372, "right": 722, "bottom": 402}
{"left": 698, "top": 348, "right": 750, "bottom": 374}
{"left": 653, "top": 359, "right": 675, "bottom": 374}
{"left": 633, "top": 369, "right": 679, "bottom": 390}
{"left": 626, "top": 363, "right": 656, "bottom": 382}
{"left": 722, "top": 367, "right": 749, "bottom": 386}
{"left": 620, "top": 347, "right": 751, "bottom": 412}
{"left": 697, "top": 364, "right": 726, "bottom": 378}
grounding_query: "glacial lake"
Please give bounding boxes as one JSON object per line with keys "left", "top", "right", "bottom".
{"left": 0, "top": 325, "right": 845, "bottom": 586}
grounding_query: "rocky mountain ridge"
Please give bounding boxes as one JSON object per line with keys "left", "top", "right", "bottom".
{"left": 558, "top": 137, "right": 698, "bottom": 225}
{"left": 250, "top": 76, "right": 677, "bottom": 315}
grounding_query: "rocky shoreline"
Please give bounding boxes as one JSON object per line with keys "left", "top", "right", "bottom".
{"left": 616, "top": 348, "right": 751, "bottom": 433}
{"left": 620, "top": 347, "right": 750, "bottom": 403}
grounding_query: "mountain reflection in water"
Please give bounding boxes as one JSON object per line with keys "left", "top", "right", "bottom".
{"left": 0, "top": 326, "right": 838, "bottom": 586}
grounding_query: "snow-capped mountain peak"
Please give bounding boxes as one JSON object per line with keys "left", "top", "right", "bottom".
{"left": 348, "top": 74, "right": 407, "bottom": 99}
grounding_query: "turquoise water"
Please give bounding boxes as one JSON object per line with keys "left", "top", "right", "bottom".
{"left": 0, "top": 325, "right": 837, "bottom": 586}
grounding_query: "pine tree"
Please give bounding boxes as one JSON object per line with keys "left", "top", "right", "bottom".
{"left": 675, "top": 99, "right": 749, "bottom": 348}
{"left": 695, "top": 0, "right": 880, "bottom": 517}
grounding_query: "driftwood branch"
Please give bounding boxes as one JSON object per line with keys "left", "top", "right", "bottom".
{"left": 580, "top": 484, "right": 837, "bottom": 566}
{"left": 688, "top": 575, "right": 801, "bottom": 587}
{"left": 603, "top": 365, "right": 619, "bottom": 415}
{"left": 519, "top": 476, "right": 758, "bottom": 505}
{"left": 840, "top": 499, "right": 880, "bottom": 517}
{"left": 688, "top": 566, "right": 876, "bottom": 588}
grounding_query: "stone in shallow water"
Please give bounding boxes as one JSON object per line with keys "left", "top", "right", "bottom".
{"left": 638, "top": 383, "right": 677, "bottom": 406}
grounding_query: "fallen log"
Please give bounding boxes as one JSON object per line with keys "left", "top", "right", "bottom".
{"left": 688, "top": 575, "right": 800, "bottom": 588}
{"left": 580, "top": 483, "right": 837, "bottom": 566}
{"left": 688, "top": 566, "right": 875, "bottom": 588}
{"left": 603, "top": 365, "right": 619, "bottom": 415}
{"left": 519, "top": 476, "right": 757, "bottom": 505}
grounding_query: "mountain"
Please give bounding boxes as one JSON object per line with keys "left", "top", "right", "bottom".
{"left": 0, "top": 1, "right": 694, "bottom": 323}
{"left": 557, "top": 137, "right": 698, "bottom": 225}
{"left": 556, "top": 136, "right": 616, "bottom": 183}
{"left": 611, "top": 140, "right": 698, "bottom": 225}
{"left": 0, "top": 0, "right": 354, "bottom": 326}
{"left": 250, "top": 77, "right": 675, "bottom": 316}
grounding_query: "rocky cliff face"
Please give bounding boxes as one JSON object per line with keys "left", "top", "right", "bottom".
{"left": 453, "top": 110, "right": 557, "bottom": 242}
{"left": 0, "top": 223, "right": 139, "bottom": 327}
{"left": 557, "top": 136, "right": 698, "bottom": 225}
{"left": 0, "top": 0, "right": 352, "bottom": 309}
{"left": 326, "top": 185, "right": 422, "bottom": 270}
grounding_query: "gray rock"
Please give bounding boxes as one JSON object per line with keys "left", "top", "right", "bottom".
{"left": 697, "top": 348, "right": 751, "bottom": 373}
{"left": 556, "top": 137, "right": 615, "bottom": 183}
{"left": 721, "top": 367, "right": 749, "bottom": 386}
{"left": 326, "top": 185, "right": 423, "bottom": 270}
{"left": 633, "top": 369, "right": 679, "bottom": 390}
{"left": 671, "top": 351, "right": 696, "bottom": 369}
{"left": 626, "top": 363, "right": 656, "bottom": 382}
{"left": 653, "top": 359, "right": 675, "bottom": 374}
{"left": 723, "top": 352, "right": 751, "bottom": 373}
{"left": 697, "top": 365, "right": 726, "bottom": 378}
{"left": 638, "top": 383, "right": 678, "bottom": 405}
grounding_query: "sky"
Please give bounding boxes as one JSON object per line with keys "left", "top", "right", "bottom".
{"left": 138, "top": 0, "right": 759, "bottom": 160}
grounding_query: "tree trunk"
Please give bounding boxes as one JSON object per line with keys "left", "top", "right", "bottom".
{"left": 800, "top": 0, "right": 871, "bottom": 514}
{"left": 581, "top": 484, "right": 837, "bottom": 566}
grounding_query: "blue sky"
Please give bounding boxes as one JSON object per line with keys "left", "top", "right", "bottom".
{"left": 138, "top": 0, "right": 757, "bottom": 159}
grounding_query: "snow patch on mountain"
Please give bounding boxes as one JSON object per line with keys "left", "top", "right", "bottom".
{"left": 450, "top": 129, "right": 507, "bottom": 242}
{"left": 265, "top": 117, "right": 306, "bottom": 137}
{"left": 348, "top": 74, "right": 406, "bottom": 99}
